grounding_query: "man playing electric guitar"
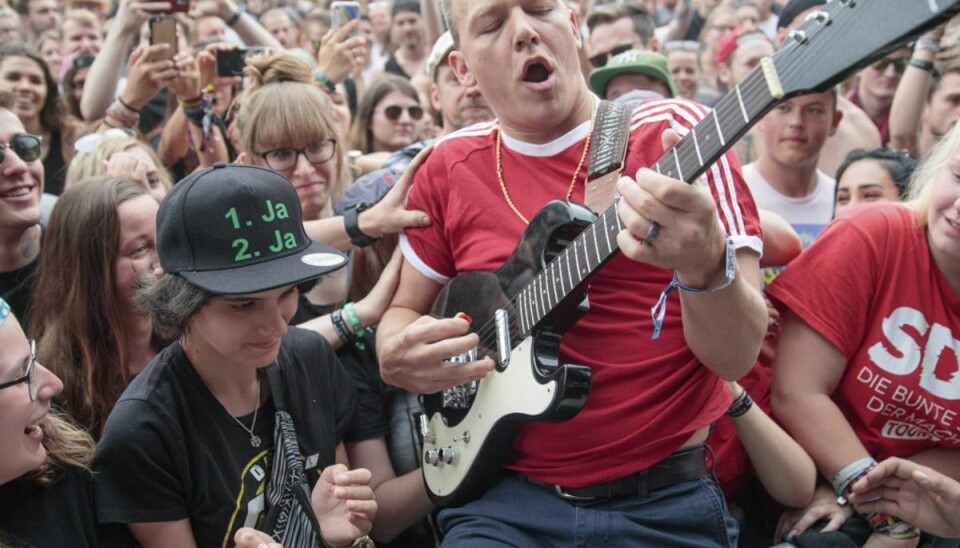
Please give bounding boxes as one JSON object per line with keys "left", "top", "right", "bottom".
{"left": 376, "top": 0, "right": 767, "bottom": 544}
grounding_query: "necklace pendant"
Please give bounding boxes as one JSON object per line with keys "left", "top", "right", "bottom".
{"left": 250, "top": 435, "right": 262, "bottom": 448}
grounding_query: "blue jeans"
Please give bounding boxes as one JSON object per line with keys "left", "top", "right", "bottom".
{"left": 438, "top": 474, "right": 739, "bottom": 547}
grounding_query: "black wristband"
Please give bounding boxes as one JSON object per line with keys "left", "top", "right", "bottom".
{"left": 331, "top": 309, "right": 352, "bottom": 345}
{"left": 727, "top": 391, "right": 753, "bottom": 417}
{"left": 226, "top": 4, "right": 245, "bottom": 27}
{"left": 909, "top": 58, "right": 935, "bottom": 72}
{"left": 343, "top": 202, "right": 381, "bottom": 247}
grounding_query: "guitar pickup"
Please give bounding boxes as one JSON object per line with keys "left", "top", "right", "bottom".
{"left": 495, "top": 308, "right": 511, "bottom": 371}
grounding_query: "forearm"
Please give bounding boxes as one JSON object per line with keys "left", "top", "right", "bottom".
{"left": 679, "top": 254, "right": 766, "bottom": 380}
{"left": 888, "top": 51, "right": 934, "bottom": 157}
{"left": 732, "top": 401, "right": 816, "bottom": 507}
{"left": 773, "top": 389, "right": 871, "bottom": 481}
{"left": 225, "top": 4, "right": 282, "bottom": 49}
{"left": 157, "top": 108, "right": 190, "bottom": 165}
{"left": 81, "top": 30, "right": 134, "bottom": 120}
{"left": 369, "top": 471, "right": 434, "bottom": 543}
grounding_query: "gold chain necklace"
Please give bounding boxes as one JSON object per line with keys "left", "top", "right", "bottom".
{"left": 496, "top": 104, "right": 596, "bottom": 225}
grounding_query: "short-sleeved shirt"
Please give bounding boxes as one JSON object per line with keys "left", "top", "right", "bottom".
{"left": 94, "top": 327, "right": 356, "bottom": 547}
{"left": 401, "top": 98, "right": 763, "bottom": 486}
{"left": 767, "top": 204, "right": 960, "bottom": 459}
{"left": 0, "top": 467, "right": 99, "bottom": 548}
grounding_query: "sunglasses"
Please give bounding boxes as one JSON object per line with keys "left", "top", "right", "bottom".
{"left": 0, "top": 134, "right": 42, "bottom": 164}
{"left": 0, "top": 339, "right": 38, "bottom": 401}
{"left": 871, "top": 57, "right": 909, "bottom": 74}
{"left": 381, "top": 105, "right": 424, "bottom": 121}
{"left": 589, "top": 44, "right": 634, "bottom": 68}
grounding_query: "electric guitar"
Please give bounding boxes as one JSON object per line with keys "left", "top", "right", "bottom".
{"left": 420, "top": 0, "right": 960, "bottom": 508}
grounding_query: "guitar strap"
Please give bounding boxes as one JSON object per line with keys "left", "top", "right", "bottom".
{"left": 583, "top": 100, "right": 633, "bottom": 214}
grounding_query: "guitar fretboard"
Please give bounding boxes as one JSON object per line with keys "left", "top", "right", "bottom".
{"left": 504, "top": 68, "right": 778, "bottom": 341}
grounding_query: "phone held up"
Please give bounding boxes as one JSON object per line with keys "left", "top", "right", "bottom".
{"left": 331, "top": 1, "right": 361, "bottom": 36}
{"left": 167, "top": 0, "right": 190, "bottom": 12}
{"left": 148, "top": 15, "right": 178, "bottom": 61}
{"left": 215, "top": 48, "right": 265, "bottom": 78}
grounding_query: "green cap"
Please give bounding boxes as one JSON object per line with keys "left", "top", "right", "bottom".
{"left": 589, "top": 49, "right": 677, "bottom": 99}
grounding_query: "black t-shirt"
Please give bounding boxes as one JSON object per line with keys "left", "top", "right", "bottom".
{"left": 94, "top": 327, "right": 356, "bottom": 547}
{"left": 0, "top": 467, "right": 99, "bottom": 548}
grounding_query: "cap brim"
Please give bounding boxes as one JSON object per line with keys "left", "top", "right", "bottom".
{"left": 177, "top": 241, "right": 348, "bottom": 295}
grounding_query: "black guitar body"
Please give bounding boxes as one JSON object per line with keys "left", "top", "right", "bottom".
{"left": 421, "top": 201, "right": 596, "bottom": 506}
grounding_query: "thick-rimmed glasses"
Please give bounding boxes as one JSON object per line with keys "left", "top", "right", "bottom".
{"left": 0, "top": 134, "right": 42, "bottom": 164}
{"left": 259, "top": 139, "right": 337, "bottom": 172}
{"left": 0, "top": 339, "right": 38, "bottom": 401}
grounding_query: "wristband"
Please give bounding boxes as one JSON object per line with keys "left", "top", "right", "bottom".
{"left": 225, "top": 4, "right": 245, "bottom": 27}
{"left": 909, "top": 58, "right": 935, "bottom": 72}
{"left": 915, "top": 37, "right": 941, "bottom": 53}
{"left": 342, "top": 302, "right": 365, "bottom": 349}
{"left": 116, "top": 96, "right": 140, "bottom": 113}
{"left": 343, "top": 202, "right": 381, "bottom": 247}
{"left": 330, "top": 309, "right": 352, "bottom": 345}
{"left": 177, "top": 94, "right": 204, "bottom": 110}
{"left": 313, "top": 69, "right": 336, "bottom": 93}
{"left": 650, "top": 237, "right": 736, "bottom": 339}
{"left": 833, "top": 456, "right": 877, "bottom": 504}
{"left": 727, "top": 389, "right": 753, "bottom": 417}
{"left": 105, "top": 106, "right": 139, "bottom": 128}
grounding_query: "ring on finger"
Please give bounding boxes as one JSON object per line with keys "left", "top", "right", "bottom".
{"left": 643, "top": 221, "right": 660, "bottom": 244}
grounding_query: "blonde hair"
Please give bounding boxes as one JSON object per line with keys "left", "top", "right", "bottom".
{"left": 27, "top": 412, "right": 95, "bottom": 486}
{"left": 237, "top": 51, "right": 351, "bottom": 208}
{"left": 64, "top": 134, "right": 173, "bottom": 191}
{"left": 906, "top": 120, "right": 960, "bottom": 227}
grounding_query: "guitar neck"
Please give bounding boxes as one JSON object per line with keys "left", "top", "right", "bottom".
{"left": 509, "top": 68, "right": 781, "bottom": 338}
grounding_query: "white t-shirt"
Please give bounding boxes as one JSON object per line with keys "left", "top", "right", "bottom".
{"left": 743, "top": 162, "right": 835, "bottom": 248}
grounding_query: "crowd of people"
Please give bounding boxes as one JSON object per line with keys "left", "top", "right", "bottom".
{"left": 1, "top": 0, "right": 959, "bottom": 547}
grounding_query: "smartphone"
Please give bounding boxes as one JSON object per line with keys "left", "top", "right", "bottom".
{"left": 216, "top": 49, "right": 246, "bottom": 78}
{"left": 331, "top": 1, "right": 361, "bottom": 36}
{"left": 167, "top": 0, "right": 190, "bottom": 12}
{"left": 149, "top": 16, "right": 178, "bottom": 61}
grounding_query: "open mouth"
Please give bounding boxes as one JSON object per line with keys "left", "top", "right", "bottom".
{"left": 0, "top": 186, "right": 32, "bottom": 198}
{"left": 523, "top": 59, "right": 552, "bottom": 84}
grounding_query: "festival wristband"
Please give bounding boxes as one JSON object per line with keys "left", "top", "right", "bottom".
{"left": 342, "top": 302, "right": 365, "bottom": 350}
{"left": 727, "top": 389, "right": 753, "bottom": 417}
{"left": 650, "top": 237, "right": 736, "bottom": 339}
{"left": 331, "top": 309, "right": 352, "bottom": 345}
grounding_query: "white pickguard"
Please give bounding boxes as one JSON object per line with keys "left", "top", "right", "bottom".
{"left": 422, "top": 336, "right": 558, "bottom": 498}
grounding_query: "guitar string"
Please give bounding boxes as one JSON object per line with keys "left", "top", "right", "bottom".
{"left": 459, "top": 7, "right": 841, "bottom": 353}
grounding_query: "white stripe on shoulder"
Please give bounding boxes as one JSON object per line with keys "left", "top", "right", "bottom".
{"left": 436, "top": 120, "right": 499, "bottom": 146}
{"left": 399, "top": 234, "right": 451, "bottom": 285}
{"left": 629, "top": 100, "right": 748, "bottom": 238}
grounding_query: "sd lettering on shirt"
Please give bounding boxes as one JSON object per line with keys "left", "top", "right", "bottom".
{"left": 223, "top": 200, "right": 299, "bottom": 262}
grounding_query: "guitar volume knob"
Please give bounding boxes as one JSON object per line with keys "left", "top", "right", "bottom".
{"left": 425, "top": 449, "right": 440, "bottom": 466}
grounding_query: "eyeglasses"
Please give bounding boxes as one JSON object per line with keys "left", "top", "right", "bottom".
{"left": 380, "top": 105, "right": 424, "bottom": 121}
{"left": 871, "top": 57, "right": 909, "bottom": 74}
{"left": 589, "top": 44, "right": 634, "bottom": 68}
{"left": 663, "top": 40, "right": 702, "bottom": 54}
{"left": 0, "top": 339, "right": 38, "bottom": 401}
{"left": 259, "top": 139, "right": 337, "bottom": 172}
{"left": 0, "top": 134, "right": 42, "bottom": 164}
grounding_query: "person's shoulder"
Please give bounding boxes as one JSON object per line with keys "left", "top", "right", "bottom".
{"left": 835, "top": 202, "right": 915, "bottom": 229}
{"left": 434, "top": 120, "right": 498, "bottom": 151}
{"left": 630, "top": 97, "right": 710, "bottom": 124}
{"left": 115, "top": 344, "right": 181, "bottom": 401}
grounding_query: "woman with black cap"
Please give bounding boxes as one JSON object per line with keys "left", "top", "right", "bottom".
{"left": 94, "top": 163, "right": 376, "bottom": 548}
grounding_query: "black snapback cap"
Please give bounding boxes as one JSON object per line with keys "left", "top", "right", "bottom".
{"left": 157, "top": 162, "right": 347, "bottom": 295}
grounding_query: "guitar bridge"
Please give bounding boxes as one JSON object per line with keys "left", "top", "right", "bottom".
{"left": 442, "top": 347, "right": 478, "bottom": 409}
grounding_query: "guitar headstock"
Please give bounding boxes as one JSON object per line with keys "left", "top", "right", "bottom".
{"left": 772, "top": 0, "right": 960, "bottom": 98}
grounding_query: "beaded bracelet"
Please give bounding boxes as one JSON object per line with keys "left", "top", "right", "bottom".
{"left": 727, "top": 389, "right": 753, "bottom": 417}
{"left": 342, "top": 302, "right": 365, "bottom": 350}
{"left": 105, "top": 106, "right": 139, "bottom": 128}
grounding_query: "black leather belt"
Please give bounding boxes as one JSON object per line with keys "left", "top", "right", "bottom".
{"left": 526, "top": 445, "right": 710, "bottom": 502}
